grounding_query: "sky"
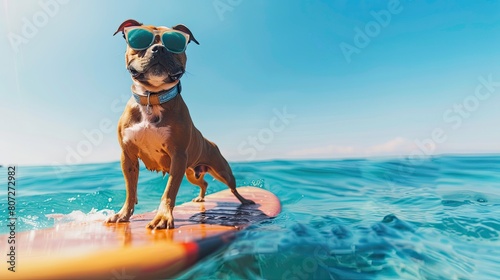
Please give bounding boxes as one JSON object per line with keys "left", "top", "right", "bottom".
{"left": 1, "top": 0, "right": 500, "bottom": 166}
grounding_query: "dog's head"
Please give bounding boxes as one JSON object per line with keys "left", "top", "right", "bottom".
{"left": 114, "top": 19, "right": 199, "bottom": 91}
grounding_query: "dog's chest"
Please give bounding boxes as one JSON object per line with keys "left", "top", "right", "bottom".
{"left": 122, "top": 105, "right": 170, "bottom": 168}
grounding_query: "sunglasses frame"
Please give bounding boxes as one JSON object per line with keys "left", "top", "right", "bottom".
{"left": 123, "top": 26, "right": 190, "bottom": 53}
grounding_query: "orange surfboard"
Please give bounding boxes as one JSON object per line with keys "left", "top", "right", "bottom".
{"left": 0, "top": 187, "right": 280, "bottom": 280}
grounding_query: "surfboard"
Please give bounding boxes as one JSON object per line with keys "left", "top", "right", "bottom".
{"left": 0, "top": 187, "right": 280, "bottom": 280}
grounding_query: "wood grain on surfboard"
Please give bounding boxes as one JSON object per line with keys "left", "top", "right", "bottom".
{"left": 0, "top": 187, "right": 280, "bottom": 280}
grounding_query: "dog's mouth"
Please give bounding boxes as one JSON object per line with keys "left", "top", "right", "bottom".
{"left": 128, "top": 65, "right": 184, "bottom": 82}
{"left": 129, "top": 68, "right": 142, "bottom": 78}
{"left": 169, "top": 70, "right": 184, "bottom": 81}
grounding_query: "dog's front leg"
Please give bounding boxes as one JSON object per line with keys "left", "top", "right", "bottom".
{"left": 147, "top": 152, "right": 187, "bottom": 230}
{"left": 106, "top": 151, "right": 139, "bottom": 223}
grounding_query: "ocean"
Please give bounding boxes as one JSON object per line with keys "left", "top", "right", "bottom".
{"left": 1, "top": 155, "right": 499, "bottom": 279}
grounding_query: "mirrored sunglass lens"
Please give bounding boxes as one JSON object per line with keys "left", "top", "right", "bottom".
{"left": 162, "top": 32, "right": 187, "bottom": 53}
{"left": 127, "top": 29, "right": 154, "bottom": 50}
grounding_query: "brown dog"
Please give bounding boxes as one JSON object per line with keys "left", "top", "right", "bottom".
{"left": 106, "top": 19, "right": 254, "bottom": 230}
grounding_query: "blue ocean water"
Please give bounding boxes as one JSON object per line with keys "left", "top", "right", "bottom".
{"left": 1, "top": 155, "right": 500, "bottom": 279}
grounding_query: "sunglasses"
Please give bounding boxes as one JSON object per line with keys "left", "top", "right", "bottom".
{"left": 124, "top": 26, "right": 190, "bottom": 53}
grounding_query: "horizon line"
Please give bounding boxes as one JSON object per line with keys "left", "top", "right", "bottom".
{"left": 3, "top": 151, "right": 500, "bottom": 168}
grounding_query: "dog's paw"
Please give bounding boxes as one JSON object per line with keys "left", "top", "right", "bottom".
{"left": 192, "top": 196, "right": 205, "bottom": 202}
{"left": 146, "top": 213, "right": 174, "bottom": 230}
{"left": 105, "top": 212, "right": 131, "bottom": 223}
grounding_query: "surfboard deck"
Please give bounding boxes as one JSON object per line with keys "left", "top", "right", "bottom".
{"left": 0, "top": 187, "right": 280, "bottom": 280}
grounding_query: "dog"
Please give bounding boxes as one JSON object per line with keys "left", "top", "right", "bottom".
{"left": 106, "top": 19, "right": 254, "bottom": 230}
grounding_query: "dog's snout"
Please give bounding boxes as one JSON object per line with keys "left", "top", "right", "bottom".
{"left": 151, "top": 45, "right": 167, "bottom": 54}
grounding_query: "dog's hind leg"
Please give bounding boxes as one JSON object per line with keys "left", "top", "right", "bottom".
{"left": 186, "top": 167, "right": 208, "bottom": 202}
{"left": 207, "top": 160, "right": 255, "bottom": 205}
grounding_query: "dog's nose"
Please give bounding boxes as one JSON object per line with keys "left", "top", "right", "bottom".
{"left": 151, "top": 45, "right": 167, "bottom": 54}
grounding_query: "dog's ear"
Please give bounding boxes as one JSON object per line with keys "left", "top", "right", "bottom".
{"left": 172, "top": 24, "right": 200, "bottom": 45}
{"left": 114, "top": 19, "right": 142, "bottom": 37}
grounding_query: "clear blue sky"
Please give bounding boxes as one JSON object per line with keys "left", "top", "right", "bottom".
{"left": 1, "top": 0, "right": 500, "bottom": 166}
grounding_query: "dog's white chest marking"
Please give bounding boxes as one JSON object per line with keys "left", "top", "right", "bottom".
{"left": 123, "top": 104, "right": 170, "bottom": 159}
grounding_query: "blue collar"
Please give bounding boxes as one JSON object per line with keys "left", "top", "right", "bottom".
{"left": 132, "top": 81, "right": 181, "bottom": 106}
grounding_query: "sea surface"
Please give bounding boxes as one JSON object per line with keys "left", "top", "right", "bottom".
{"left": 1, "top": 155, "right": 500, "bottom": 279}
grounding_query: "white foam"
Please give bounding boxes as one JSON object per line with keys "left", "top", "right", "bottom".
{"left": 19, "top": 216, "right": 39, "bottom": 227}
{"left": 46, "top": 208, "right": 115, "bottom": 225}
